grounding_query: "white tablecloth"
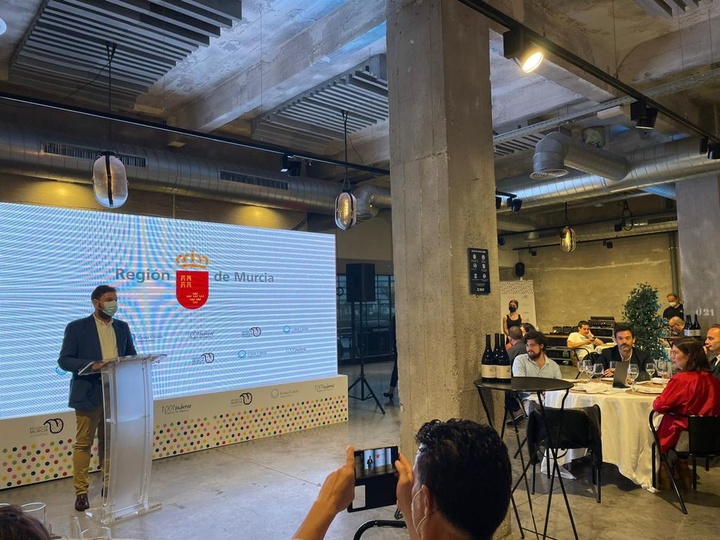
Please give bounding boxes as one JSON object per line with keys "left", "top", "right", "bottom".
{"left": 544, "top": 387, "right": 656, "bottom": 490}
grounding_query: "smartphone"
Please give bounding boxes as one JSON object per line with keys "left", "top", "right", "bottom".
{"left": 347, "top": 446, "right": 399, "bottom": 512}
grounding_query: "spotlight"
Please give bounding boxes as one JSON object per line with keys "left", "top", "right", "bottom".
{"left": 614, "top": 222, "right": 623, "bottom": 233}
{"left": 509, "top": 198, "right": 523, "bottom": 212}
{"left": 630, "top": 101, "right": 658, "bottom": 130}
{"left": 503, "top": 29, "right": 544, "bottom": 73}
{"left": 530, "top": 249, "right": 538, "bottom": 257}
{"left": 280, "top": 154, "right": 289, "bottom": 173}
{"left": 288, "top": 159, "right": 302, "bottom": 177}
{"left": 498, "top": 236, "right": 506, "bottom": 246}
{"left": 495, "top": 196, "right": 502, "bottom": 209}
{"left": 603, "top": 240, "right": 613, "bottom": 249}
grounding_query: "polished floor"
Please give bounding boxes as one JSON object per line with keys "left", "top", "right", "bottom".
{"left": 2, "top": 361, "right": 718, "bottom": 539}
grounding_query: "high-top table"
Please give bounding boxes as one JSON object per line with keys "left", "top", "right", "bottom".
{"left": 475, "top": 377, "right": 576, "bottom": 540}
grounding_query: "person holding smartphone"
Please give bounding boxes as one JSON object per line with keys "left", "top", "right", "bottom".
{"left": 293, "top": 419, "right": 511, "bottom": 540}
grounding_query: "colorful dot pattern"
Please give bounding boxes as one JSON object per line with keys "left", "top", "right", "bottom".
{"left": 2, "top": 396, "right": 347, "bottom": 489}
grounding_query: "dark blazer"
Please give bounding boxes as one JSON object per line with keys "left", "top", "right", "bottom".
{"left": 599, "top": 346, "right": 652, "bottom": 381}
{"left": 58, "top": 315, "right": 136, "bottom": 411}
{"left": 711, "top": 356, "right": 720, "bottom": 381}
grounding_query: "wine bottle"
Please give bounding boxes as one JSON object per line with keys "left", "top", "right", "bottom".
{"left": 481, "top": 334, "right": 496, "bottom": 382}
{"left": 692, "top": 314, "right": 701, "bottom": 338}
{"left": 496, "top": 334, "right": 512, "bottom": 382}
{"left": 683, "top": 315, "right": 692, "bottom": 337}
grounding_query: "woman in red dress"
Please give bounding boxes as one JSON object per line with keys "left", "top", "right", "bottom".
{"left": 653, "top": 337, "right": 720, "bottom": 486}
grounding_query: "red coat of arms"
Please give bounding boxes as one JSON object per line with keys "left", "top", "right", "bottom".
{"left": 176, "top": 250, "right": 210, "bottom": 309}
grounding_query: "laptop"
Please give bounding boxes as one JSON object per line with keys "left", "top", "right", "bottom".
{"left": 613, "top": 362, "right": 629, "bottom": 388}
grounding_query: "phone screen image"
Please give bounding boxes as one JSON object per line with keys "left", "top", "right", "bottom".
{"left": 348, "top": 446, "right": 399, "bottom": 512}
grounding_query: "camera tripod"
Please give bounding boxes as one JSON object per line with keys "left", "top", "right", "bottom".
{"left": 347, "top": 301, "right": 385, "bottom": 414}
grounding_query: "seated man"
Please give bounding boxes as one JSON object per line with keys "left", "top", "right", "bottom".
{"left": 667, "top": 316, "right": 685, "bottom": 339}
{"left": 704, "top": 324, "right": 720, "bottom": 380}
{"left": 512, "top": 330, "right": 562, "bottom": 379}
{"left": 293, "top": 419, "right": 511, "bottom": 540}
{"left": 566, "top": 320, "right": 604, "bottom": 362}
{"left": 599, "top": 323, "right": 651, "bottom": 377}
{"left": 506, "top": 326, "right": 525, "bottom": 362}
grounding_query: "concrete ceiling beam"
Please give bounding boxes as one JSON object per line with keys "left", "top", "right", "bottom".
{"left": 169, "top": 0, "right": 386, "bottom": 132}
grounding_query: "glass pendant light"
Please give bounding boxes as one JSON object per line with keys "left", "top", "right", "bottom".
{"left": 335, "top": 110, "right": 357, "bottom": 230}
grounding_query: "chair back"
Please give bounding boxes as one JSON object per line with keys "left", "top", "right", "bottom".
{"left": 688, "top": 415, "right": 720, "bottom": 456}
{"left": 526, "top": 404, "right": 602, "bottom": 465}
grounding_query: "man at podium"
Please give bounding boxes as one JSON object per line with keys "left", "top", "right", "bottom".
{"left": 58, "top": 285, "right": 137, "bottom": 512}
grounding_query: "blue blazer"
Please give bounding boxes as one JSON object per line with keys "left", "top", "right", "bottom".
{"left": 58, "top": 315, "right": 137, "bottom": 411}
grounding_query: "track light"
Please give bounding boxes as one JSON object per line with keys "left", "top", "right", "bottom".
{"left": 498, "top": 236, "right": 506, "bottom": 246}
{"left": 495, "top": 196, "right": 502, "bottom": 209}
{"left": 603, "top": 240, "right": 613, "bottom": 249}
{"left": 530, "top": 249, "right": 537, "bottom": 257}
{"left": 509, "top": 197, "right": 522, "bottom": 212}
{"left": 503, "top": 29, "right": 544, "bottom": 73}
{"left": 708, "top": 143, "right": 720, "bottom": 160}
{"left": 630, "top": 101, "right": 658, "bottom": 130}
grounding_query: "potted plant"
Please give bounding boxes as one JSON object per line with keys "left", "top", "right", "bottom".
{"left": 622, "top": 283, "right": 668, "bottom": 360}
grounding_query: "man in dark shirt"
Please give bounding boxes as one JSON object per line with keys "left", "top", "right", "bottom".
{"left": 704, "top": 325, "right": 720, "bottom": 380}
{"left": 662, "top": 293, "right": 684, "bottom": 320}
{"left": 507, "top": 326, "right": 525, "bottom": 361}
{"left": 600, "top": 323, "right": 651, "bottom": 380}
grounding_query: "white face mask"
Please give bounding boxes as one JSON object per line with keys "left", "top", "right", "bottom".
{"left": 100, "top": 300, "right": 118, "bottom": 317}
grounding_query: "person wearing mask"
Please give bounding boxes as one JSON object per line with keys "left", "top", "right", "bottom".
{"left": 652, "top": 337, "right": 720, "bottom": 488}
{"left": 662, "top": 293, "right": 684, "bottom": 320}
{"left": 502, "top": 299, "right": 523, "bottom": 337}
{"left": 512, "top": 330, "right": 562, "bottom": 379}
{"left": 58, "top": 285, "right": 137, "bottom": 512}
{"left": 292, "top": 419, "right": 511, "bottom": 540}
{"left": 599, "top": 324, "right": 651, "bottom": 377}
{"left": 566, "top": 320, "right": 604, "bottom": 361}
{"left": 704, "top": 324, "right": 720, "bottom": 380}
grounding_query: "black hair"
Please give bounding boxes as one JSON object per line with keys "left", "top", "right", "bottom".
{"left": 614, "top": 323, "right": 633, "bottom": 338}
{"left": 415, "top": 419, "right": 511, "bottom": 540}
{"left": 578, "top": 320, "right": 589, "bottom": 328}
{"left": 0, "top": 505, "right": 52, "bottom": 540}
{"left": 91, "top": 285, "right": 117, "bottom": 302}
{"left": 523, "top": 329, "right": 547, "bottom": 349}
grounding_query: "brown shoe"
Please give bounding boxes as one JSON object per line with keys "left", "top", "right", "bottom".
{"left": 673, "top": 460, "right": 693, "bottom": 490}
{"left": 75, "top": 494, "right": 89, "bottom": 511}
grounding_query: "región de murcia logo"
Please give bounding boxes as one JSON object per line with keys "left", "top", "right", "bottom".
{"left": 176, "top": 250, "right": 209, "bottom": 309}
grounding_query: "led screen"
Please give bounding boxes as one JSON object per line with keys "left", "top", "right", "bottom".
{"left": 0, "top": 202, "right": 337, "bottom": 420}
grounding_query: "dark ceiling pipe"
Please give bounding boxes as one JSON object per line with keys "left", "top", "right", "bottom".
{"left": 0, "top": 91, "right": 390, "bottom": 178}
{"left": 456, "top": 0, "right": 719, "bottom": 143}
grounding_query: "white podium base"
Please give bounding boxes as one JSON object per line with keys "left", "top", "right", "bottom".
{"left": 86, "top": 500, "right": 162, "bottom": 525}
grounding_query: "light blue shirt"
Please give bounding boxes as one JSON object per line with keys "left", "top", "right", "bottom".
{"left": 512, "top": 353, "right": 562, "bottom": 379}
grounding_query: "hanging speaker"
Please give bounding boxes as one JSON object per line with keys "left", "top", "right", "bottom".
{"left": 346, "top": 263, "right": 376, "bottom": 302}
{"left": 514, "top": 262, "right": 526, "bottom": 277}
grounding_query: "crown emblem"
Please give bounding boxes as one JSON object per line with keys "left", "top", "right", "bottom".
{"left": 176, "top": 250, "right": 209, "bottom": 269}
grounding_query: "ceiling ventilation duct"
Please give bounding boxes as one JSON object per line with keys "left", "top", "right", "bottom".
{"left": 500, "top": 137, "right": 720, "bottom": 209}
{"left": 0, "top": 123, "right": 390, "bottom": 220}
{"left": 530, "top": 132, "right": 629, "bottom": 180}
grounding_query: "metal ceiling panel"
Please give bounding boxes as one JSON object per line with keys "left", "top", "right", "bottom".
{"left": 252, "top": 55, "right": 388, "bottom": 143}
{"left": 9, "top": 0, "right": 242, "bottom": 108}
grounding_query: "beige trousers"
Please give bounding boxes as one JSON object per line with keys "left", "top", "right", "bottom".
{"left": 72, "top": 404, "right": 105, "bottom": 495}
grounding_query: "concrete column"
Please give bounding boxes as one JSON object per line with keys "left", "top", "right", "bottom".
{"left": 387, "top": 0, "right": 503, "bottom": 449}
{"left": 676, "top": 175, "right": 720, "bottom": 328}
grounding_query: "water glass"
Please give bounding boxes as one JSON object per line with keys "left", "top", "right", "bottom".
{"left": 581, "top": 358, "right": 593, "bottom": 380}
{"left": 81, "top": 527, "right": 112, "bottom": 539}
{"left": 592, "top": 363, "right": 604, "bottom": 379}
{"left": 21, "top": 501, "right": 47, "bottom": 527}
{"left": 609, "top": 361, "right": 616, "bottom": 371}
{"left": 646, "top": 362, "right": 656, "bottom": 379}
{"left": 50, "top": 516, "right": 82, "bottom": 539}
{"left": 627, "top": 364, "right": 640, "bottom": 390}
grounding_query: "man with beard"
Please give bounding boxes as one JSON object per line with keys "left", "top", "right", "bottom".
{"left": 511, "top": 330, "right": 562, "bottom": 379}
{"left": 599, "top": 323, "right": 651, "bottom": 378}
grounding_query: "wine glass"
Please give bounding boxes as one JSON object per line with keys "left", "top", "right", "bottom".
{"left": 581, "top": 358, "right": 593, "bottom": 380}
{"left": 645, "top": 362, "right": 656, "bottom": 380}
{"left": 627, "top": 364, "right": 640, "bottom": 391}
{"left": 592, "top": 363, "right": 604, "bottom": 380}
{"left": 656, "top": 360, "right": 668, "bottom": 380}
